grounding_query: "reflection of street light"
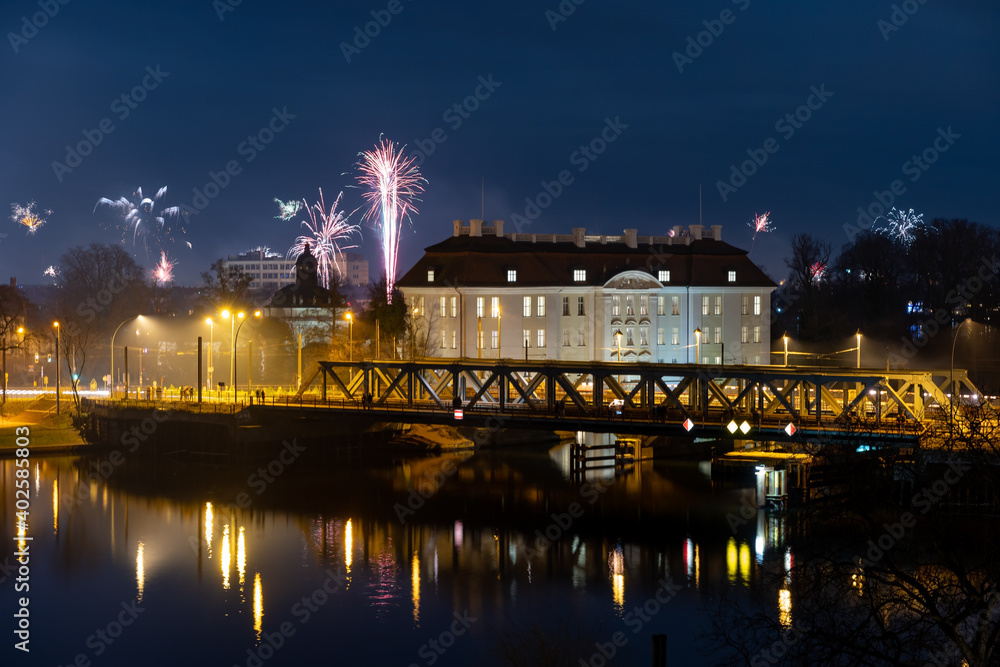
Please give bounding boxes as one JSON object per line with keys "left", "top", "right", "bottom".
{"left": 783, "top": 333, "right": 789, "bottom": 367}
{"left": 346, "top": 312, "right": 353, "bottom": 362}
{"left": 950, "top": 317, "right": 972, "bottom": 441}
{"left": 694, "top": 328, "right": 702, "bottom": 365}
{"left": 856, "top": 330, "right": 862, "bottom": 369}
{"left": 110, "top": 316, "right": 139, "bottom": 399}
{"left": 53, "top": 321, "right": 60, "bottom": 415}
{"left": 233, "top": 311, "right": 260, "bottom": 397}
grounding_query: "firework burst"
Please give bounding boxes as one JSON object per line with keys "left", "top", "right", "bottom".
{"left": 152, "top": 251, "right": 176, "bottom": 284}
{"left": 10, "top": 201, "right": 51, "bottom": 235}
{"left": 94, "top": 186, "right": 183, "bottom": 254}
{"left": 288, "top": 189, "right": 360, "bottom": 290}
{"left": 810, "top": 261, "right": 827, "bottom": 283}
{"left": 274, "top": 198, "right": 303, "bottom": 221}
{"left": 748, "top": 211, "right": 773, "bottom": 255}
{"left": 43, "top": 265, "right": 59, "bottom": 278}
{"left": 356, "top": 138, "right": 425, "bottom": 303}
{"left": 874, "top": 207, "right": 924, "bottom": 247}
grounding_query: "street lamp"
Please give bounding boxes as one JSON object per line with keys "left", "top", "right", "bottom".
{"left": 205, "top": 317, "right": 214, "bottom": 388}
{"left": 950, "top": 317, "right": 972, "bottom": 441}
{"left": 783, "top": 333, "right": 789, "bottom": 367}
{"left": 856, "top": 330, "right": 862, "bottom": 369}
{"left": 53, "top": 321, "right": 60, "bottom": 415}
{"left": 411, "top": 307, "right": 419, "bottom": 360}
{"left": 613, "top": 328, "right": 623, "bottom": 361}
{"left": 110, "top": 316, "right": 140, "bottom": 399}
{"left": 346, "top": 312, "right": 353, "bottom": 362}
{"left": 221, "top": 309, "right": 245, "bottom": 396}
{"left": 694, "top": 328, "right": 702, "bottom": 365}
{"left": 233, "top": 311, "right": 259, "bottom": 399}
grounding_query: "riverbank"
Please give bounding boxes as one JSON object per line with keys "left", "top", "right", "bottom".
{"left": 0, "top": 412, "right": 88, "bottom": 455}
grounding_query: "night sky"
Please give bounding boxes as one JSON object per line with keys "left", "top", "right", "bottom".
{"left": 1, "top": 0, "right": 997, "bottom": 286}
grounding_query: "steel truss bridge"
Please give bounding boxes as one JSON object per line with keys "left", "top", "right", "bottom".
{"left": 294, "top": 359, "right": 986, "bottom": 443}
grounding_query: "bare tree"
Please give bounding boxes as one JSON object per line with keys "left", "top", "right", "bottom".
{"left": 0, "top": 285, "right": 31, "bottom": 404}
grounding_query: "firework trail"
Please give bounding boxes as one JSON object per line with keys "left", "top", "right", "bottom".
{"left": 94, "top": 186, "right": 182, "bottom": 254}
{"left": 874, "top": 207, "right": 923, "bottom": 247}
{"left": 43, "top": 265, "right": 59, "bottom": 278}
{"left": 809, "top": 261, "right": 827, "bottom": 283}
{"left": 748, "top": 211, "right": 773, "bottom": 255}
{"left": 274, "top": 199, "right": 302, "bottom": 221}
{"left": 10, "top": 201, "right": 51, "bottom": 235}
{"left": 287, "top": 189, "right": 359, "bottom": 290}
{"left": 356, "top": 138, "right": 425, "bottom": 303}
{"left": 152, "top": 251, "right": 176, "bottom": 284}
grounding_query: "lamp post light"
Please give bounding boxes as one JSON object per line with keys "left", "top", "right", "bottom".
{"left": 856, "top": 330, "right": 862, "bottom": 369}
{"left": 950, "top": 317, "right": 972, "bottom": 442}
{"left": 346, "top": 312, "right": 353, "bottom": 362}
{"left": 411, "top": 307, "right": 419, "bottom": 360}
{"left": 233, "top": 311, "right": 259, "bottom": 399}
{"left": 783, "top": 333, "right": 789, "bottom": 367}
{"left": 222, "top": 309, "right": 245, "bottom": 397}
{"left": 614, "top": 328, "right": 623, "bottom": 384}
{"left": 53, "top": 321, "right": 60, "bottom": 415}
{"left": 694, "top": 328, "right": 702, "bottom": 365}
{"left": 110, "top": 316, "right": 139, "bottom": 399}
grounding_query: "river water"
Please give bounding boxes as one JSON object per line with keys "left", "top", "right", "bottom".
{"left": 1, "top": 438, "right": 794, "bottom": 666}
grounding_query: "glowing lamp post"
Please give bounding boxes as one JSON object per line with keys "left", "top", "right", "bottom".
{"left": 346, "top": 312, "right": 353, "bottom": 362}
{"left": 233, "top": 311, "right": 259, "bottom": 399}
{"left": 694, "top": 328, "right": 702, "bottom": 365}
{"left": 783, "top": 333, "right": 789, "bottom": 367}
{"left": 53, "top": 321, "right": 60, "bottom": 415}
{"left": 856, "top": 330, "right": 861, "bottom": 369}
{"left": 205, "top": 317, "right": 214, "bottom": 389}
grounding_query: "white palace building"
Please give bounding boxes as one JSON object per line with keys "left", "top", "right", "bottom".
{"left": 396, "top": 219, "right": 777, "bottom": 365}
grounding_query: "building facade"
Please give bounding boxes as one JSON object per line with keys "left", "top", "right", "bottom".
{"left": 396, "top": 220, "right": 777, "bottom": 365}
{"left": 224, "top": 248, "right": 370, "bottom": 292}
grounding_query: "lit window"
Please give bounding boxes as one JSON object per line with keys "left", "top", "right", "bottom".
{"left": 639, "top": 296, "right": 648, "bottom": 316}
{"left": 754, "top": 296, "right": 761, "bottom": 316}
{"left": 741, "top": 326, "right": 748, "bottom": 344}
{"left": 741, "top": 296, "right": 748, "bottom": 316}
{"left": 626, "top": 296, "right": 634, "bottom": 316}
{"left": 640, "top": 326, "right": 648, "bottom": 346}
{"left": 626, "top": 328, "right": 634, "bottom": 347}
{"left": 476, "top": 297, "right": 484, "bottom": 318}
{"left": 537, "top": 329, "right": 545, "bottom": 347}
{"left": 451, "top": 297, "right": 457, "bottom": 318}
{"left": 562, "top": 296, "right": 569, "bottom": 316}
{"left": 523, "top": 329, "right": 531, "bottom": 347}
{"left": 754, "top": 326, "right": 761, "bottom": 343}
{"left": 702, "top": 296, "right": 709, "bottom": 316}
{"left": 577, "top": 296, "right": 585, "bottom": 316}
{"left": 671, "top": 328, "right": 679, "bottom": 345}
{"left": 440, "top": 331, "right": 447, "bottom": 348}
{"left": 612, "top": 296, "right": 620, "bottom": 317}
{"left": 577, "top": 329, "right": 585, "bottom": 346}
{"left": 658, "top": 270, "right": 670, "bottom": 282}
{"left": 428, "top": 269, "right": 435, "bottom": 282}
{"left": 714, "top": 327, "right": 721, "bottom": 344}
{"left": 671, "top": 297, "right": 679, "bottom": 316}
{"left": 714, "top": 296, "right": 722, "bottom": 316}
{"left": 657, "top": 328, "right": 665, "bottom": 345}
{"left": 491, "top": 296, "right": 500, "bottom": 318}
{"left": 537, "top": 296, "right": 546, "bottom": 317}
{"left": 562, "top": 329, "right": 570, "bottom": 346}
{"left": 440, "top": 296, "right": 446, "bottom": 315}
{"left": 451, "top": 331, "right": 457, "bottom": 349}
{"left": 491, "top": 330, "right": 498, "bottom": 349}
{"left": 507, "top": 269, "right": 517, "bottom": 283}
{"left": 573, "top": 269, "right": 586, "bottom": 282}
{"left": 728, "top": 270, "right": 736, "bottom": 282}
{"left": 523, "top": 296, "right": 531, "bottom": 317}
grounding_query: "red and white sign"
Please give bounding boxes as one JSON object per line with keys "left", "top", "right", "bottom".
{"left": 784, "top": 422, "right": 796, "bottom": 436}
{"left": 683, "top": 418, "right": 694, "bottom": 432}
{"left": 454, "top": 409, "right": 464, "bottom": 420}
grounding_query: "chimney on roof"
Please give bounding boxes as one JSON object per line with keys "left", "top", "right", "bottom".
{"left": 624, "top": 229, "right": 637, "bottom": 248}
{"left": 689, "top": 224, "right": 703, "bottom": 240}
{"left": 471, "top": 219, "right": 483, "bottom": 236}
{"left": 573, "top": 227, "right": 586, "bottom": 248}
{"left": 711, "top": 224, "right": 722, "bottom": 241}
{"left": 453, "top": 220, "right": 463, "bottom": 237}
{"left": 9, "top": 277, "right": 15, "bottom": 288}
{"left": 493, "top": 219, "right": 504, "bottom": 238}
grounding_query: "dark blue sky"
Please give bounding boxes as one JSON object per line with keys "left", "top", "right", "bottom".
{"left": 2, "top": 0, "right": 997, "bottom": 285}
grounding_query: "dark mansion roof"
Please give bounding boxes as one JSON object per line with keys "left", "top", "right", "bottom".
{"left": 397, "top": 224, "right": 776, "bottom": 290}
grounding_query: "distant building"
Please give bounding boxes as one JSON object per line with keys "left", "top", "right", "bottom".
{"left": 396, "top": 220, "right": 777, "bottom": 364}
{"left": 223, "top": 248, "right": 369, "bottom": 292}
{"left": 263, "top": 244, "right": 334, "bottom": 347}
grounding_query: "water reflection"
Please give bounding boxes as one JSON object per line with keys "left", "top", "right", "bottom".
{"left": 221, "top": 524, "right": 231, "bottom": 589}
{"left": 137, "top": 541, "right": 145, "bottom": 602}
{"left": 253, "top": 572, "right": 263, "bottom": 641}
{"left": 205, "top": 501, "right": 214, "bottom": 557}
{"left": 411, "top": 551, "right": 421, "bottom": 626}
{"left": 609, "top": 543, "right": 625, "bottom": 614}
